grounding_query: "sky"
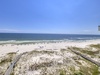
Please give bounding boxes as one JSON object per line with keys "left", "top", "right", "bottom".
{"left": 0, "top": 0, "right": 100, "bottom": 34}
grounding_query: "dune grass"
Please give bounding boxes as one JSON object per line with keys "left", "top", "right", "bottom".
{"left": 0, "top": 52, "right": 16, "bottom": 67}
{"left": 70, "top": 46, "right": 99, "bottom": 56}
{"left": 59, "top": 69, "right": 66, "bottom": 75}
{"left": 29, "top": 61, "right": 53, "bottom": 71}
{"left": 74, "top": 72, "right": 83, "bottom": 75}
{"left": 90, "top": 44, "right": 100, "bottom": 49}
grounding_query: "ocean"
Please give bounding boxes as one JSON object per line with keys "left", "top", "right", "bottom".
{"left": 0, "top": 33, "right": 100, "bottom": 41}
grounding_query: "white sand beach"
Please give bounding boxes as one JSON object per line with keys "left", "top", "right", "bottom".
{"left": 0, "top": 39, "right": 100, "bottom": 75}
{"left": 0, "top": 39, "right": 100, "bottom": 56}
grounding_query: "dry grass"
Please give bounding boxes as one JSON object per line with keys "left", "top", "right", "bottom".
{"left": 29, "top": 61, "right": 53, "bottom": 71}
{"left": 90, "top": 44, "right": 100, "bottom": 49}
{"left": 3, "top": 45, "right": 100, "bottom": 75}
{"left": 59, "top": 69, "right": 66, "bottom": 75}
{"left": 0, "top": 52, "right": 16, "bottom": 75}
{"left": 28, "top": 50, "right": 55, "bottom": 55}
{"left": 0, "top": 52, "right": 16, "bottom": 65}
{"left": 70, "top": 46, "right": 99, "bottom": 56}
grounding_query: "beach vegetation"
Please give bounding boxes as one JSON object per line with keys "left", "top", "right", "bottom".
{"left": 70, "top": 46, "right": 98, "bottom": 55}
{"left": 0, "top": 44, "right": 99, "bottom": 75}
{"left": 0, "top": 52, "right": 16, "bottom": 75}
{"left": 75, "top": 60, "right": 82, "bottom": 65}
{"left": 28, "top": 50, "right": 55, "bottom": 55}
{"left": 0, "top": 56, "right": 12, "bottom": 65}
{"left": 74, "top": 71, "right": 83, "bottom": 75}
{"left": 0, "top": 55, "right": 13, "bottom": 75}
{"left": 79, "top": 59, "right": 100, "bottom": 75}
{"left": 90, "top": 44, "right": 100, "bottom": 49}
{"left": 60, "top": 49, "right": 67, "bottom": 52}
{"left": 7, "top": 52, "right": 16, "bottom": 56}
{"left": 70, "top": 66, "right": 75, "bottom": 72}
{"left": 29, "top": 61, "right": 53, "bottom": 71}
{"left": 59, "top": 69, "right": 66, "bottom": 75}
{"left": 10, "top": 72, "right": 14, "bottom": 75}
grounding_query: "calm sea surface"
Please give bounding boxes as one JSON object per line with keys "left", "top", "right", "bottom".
{"left": 0, "top": 33, "right": 100, "bottom": 41}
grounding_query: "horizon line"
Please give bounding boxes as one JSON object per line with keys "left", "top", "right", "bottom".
{"left": 0, "top": 32, "right": 100, "bottom": 35}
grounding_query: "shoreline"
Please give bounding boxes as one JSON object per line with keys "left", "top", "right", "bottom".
{"left": 0, "top": 39, "right": 100, "bottom": 44}
{"left": 0, "top": 39, "right": 100, "bottom": 57}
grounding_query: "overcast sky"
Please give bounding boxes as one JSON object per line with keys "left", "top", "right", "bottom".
{"left": 0, "top": 0, "right": 100, "bottom": 34}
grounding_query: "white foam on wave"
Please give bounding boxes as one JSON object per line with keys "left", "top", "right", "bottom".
{"left": 0, "top": 39, "right": 100, "bottom": 44}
